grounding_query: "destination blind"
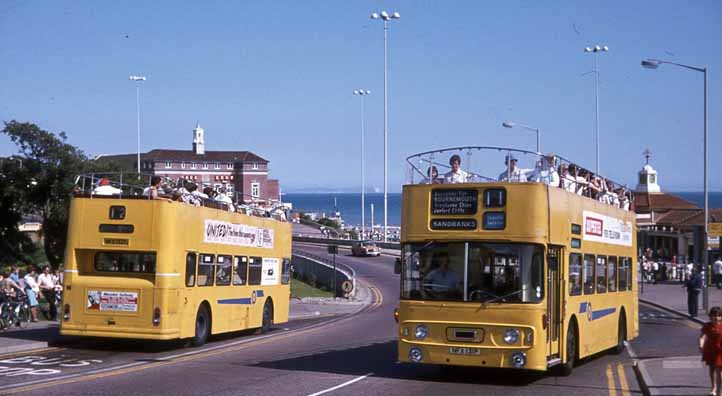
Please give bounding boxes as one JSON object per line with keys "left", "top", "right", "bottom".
{"left": 431, "top": 189, "right": 478, "bottom": 215}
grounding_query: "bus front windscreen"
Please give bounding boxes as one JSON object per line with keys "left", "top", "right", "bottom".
{"left": 401, "top": 242, "right": 544, "bottom": 303}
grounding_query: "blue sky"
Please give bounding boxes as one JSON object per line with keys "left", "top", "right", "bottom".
{"left": 1, "top": 1, "right": 720, "bottom": 192}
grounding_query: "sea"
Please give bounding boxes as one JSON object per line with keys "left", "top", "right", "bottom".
{"left": 284, "top": 191, "right": 722, "bottom": 228}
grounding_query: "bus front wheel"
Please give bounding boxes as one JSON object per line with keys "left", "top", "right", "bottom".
{"left": 559, "top": 323, "right": 577, "bottom": 376}
{"left": 191, "top": 305, "right": 210, "bottom": 347}
{"left": 613, "top": 315, "right": 627, "bottom": 355}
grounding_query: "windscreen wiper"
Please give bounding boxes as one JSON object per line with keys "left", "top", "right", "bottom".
{"left": 481, "top": 289, "right": 523, "bottom": 307}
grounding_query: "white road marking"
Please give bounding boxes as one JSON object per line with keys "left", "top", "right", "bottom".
{"left": 306, "top": 373, "right": 373, "bottom": 396}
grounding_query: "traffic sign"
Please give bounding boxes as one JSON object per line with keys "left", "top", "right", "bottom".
{"left": 710, "top": 223, "right": 722, "bottom": 238}
{"left": 341, "top": 280, "right": 354, "bottom": 293}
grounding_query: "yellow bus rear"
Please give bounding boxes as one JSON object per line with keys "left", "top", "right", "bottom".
{"left": 61, "top": 188, "right": 291, "bottom": 345}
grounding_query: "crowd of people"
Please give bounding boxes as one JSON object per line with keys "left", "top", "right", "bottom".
{"left": 421, "top": 153, "right": 633, "bottom": 210}
{"left": 0, "top": 265, "right": 62, "bottom": 323}
{"left": 89, "top": 176, "right": 287, "bottom": 221}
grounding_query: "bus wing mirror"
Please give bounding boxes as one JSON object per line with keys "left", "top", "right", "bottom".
{"left": 394, "top": 258, "right": 402, "bottom": 274}
{"left": 547, "top": 255, "right": 559, "bottom": 271}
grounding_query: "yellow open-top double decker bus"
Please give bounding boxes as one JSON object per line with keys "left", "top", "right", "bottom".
{"left": 60, "top": 173, "right": 291, "bottom": 346}
{"left": 396, "top": 147, "right": 637, "bottom": 374}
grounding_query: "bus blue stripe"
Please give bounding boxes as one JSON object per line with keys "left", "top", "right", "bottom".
{"left": 591, "top": 307, "right": 616, "bottom": 320}
{"left": 217, "top": 290, "right": 264, "bottom": 305}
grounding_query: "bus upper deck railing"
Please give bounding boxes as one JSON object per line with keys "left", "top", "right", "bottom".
{"left": 73, "top": 172, "right": 288, "bottom": 221}
{"left": 405, "top": 146, "right": 634, "bottom": 210}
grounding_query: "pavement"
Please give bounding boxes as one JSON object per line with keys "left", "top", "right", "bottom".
{"left": 636, "top": 280, "right": 722, "bottom": 396}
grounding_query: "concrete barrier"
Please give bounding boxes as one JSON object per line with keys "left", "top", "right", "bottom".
{"left": 293, "top": 235, "right": 401, "bottom": 251}
{"left": 292, "top": 252, "right": 356, "bottom": 298}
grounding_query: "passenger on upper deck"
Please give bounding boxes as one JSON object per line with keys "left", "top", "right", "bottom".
{"left": 528, "top": 154, "right": 559, "bottom": 186}
{"left": 215, "top": 187, "right": 235, "bottom": 212}
{"left": 498, "top": 154, "right": 531, "bottom": 182}
{"left": 559, "top": 163, "right": 577, "bottom": 193}
{"left": 443, "top": 155, "right": 469, "bottom": 184}
{"left": 422, "top": 166, "right": 441, "bottom": 184}
{"left": 144, "top": 176, "right": 171, "bottom": 202}
{"left": 93, "top": 178, "right": 122, "bottom": 196}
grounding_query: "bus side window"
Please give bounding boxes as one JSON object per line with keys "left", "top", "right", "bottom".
{"left": 281, "top": 258, "right": 291, "bottom": 285}
{"left": 249, "top": 257, "right": 263, "bottom": 285}
{"left": 624, "top": 257, "right": 633, "bottom": 291}
{"left": 198, "top": 254, "right": 216, "bottom": 286}
{"left": 618, "top": 257, "right": 628, "bottom": 291}
{"left": 608, "top": 256, "right": 617, "bottom": 292}
{"left": 569, "top": 253, "right": 582, "bottom": 296}
{"left": 583, "top": 254, "right": 595, "bottom": 295}
{"left": 216, "top": 255, "right": 232, "bottom": 286}
{"left": 185, "top": 253, "right": 196, "bottom": 287}
{"left": 233, "top": 256, "right": 248, "bottom": 286}
{"left": 596, "top": 256, "right": 607, "bottom": 293}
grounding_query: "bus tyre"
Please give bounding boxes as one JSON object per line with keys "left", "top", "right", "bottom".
{"left": 559, "top": 323, "right": 577, "bottom": 376}
{"left": 191, "top": 305, "right": 210, "bottom": 347}
{"left": 613, "top": 316, "right": 626, "bottom": 355}
{"left": 258, "top": 300, "right": 273, "bottom": 334}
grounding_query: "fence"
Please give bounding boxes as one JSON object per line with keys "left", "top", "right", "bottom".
{"left": 292, "top": 250, "right": 356, "bottom": 298}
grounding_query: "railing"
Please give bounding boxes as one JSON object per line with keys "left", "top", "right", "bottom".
{"left": 405, "top": 146, "right": 634, "bottom": 210}
{"left": 73, "top": 172, "right": 288, "bottom": 221}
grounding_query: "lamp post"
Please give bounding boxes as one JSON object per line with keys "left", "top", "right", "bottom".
{"left": 641, "top": 57, "right": 709, "bottom": 311}
{"left": 584, "top": 45, "right": 609, "bottom": 175}
{"left": 129, "top": 75, "right": 147, "bottom": 174}
{"left": 354, "top": 89, "right": 371, "bottom": 240}
{"left": 502, "top": 121, "right": 541, "bottom": 153}
{"left": 370, "top": 10, "right": 400, "bottom": 242}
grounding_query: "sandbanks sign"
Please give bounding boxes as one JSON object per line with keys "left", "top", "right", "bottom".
{"left": 204, "top": 220, "right": 274, "bottom": 249}
{"left": 582, "top": 210, "right": 633, "bottom": 247}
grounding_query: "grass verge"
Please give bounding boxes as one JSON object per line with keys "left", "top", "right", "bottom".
{"left": 291, "top": 278, "right": 333, "bottom": 298}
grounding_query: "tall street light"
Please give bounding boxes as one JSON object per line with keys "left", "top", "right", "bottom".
{"left": 129, "top": 75, "right": 147, "bottom": 174}
{"left": 354, "top": 89, "right": 371, "bottom": 240}
{"left": 370, "top": 10, "right": 400, "bottom": 242}
{"left": 502, "top": 121, "right": 541, "bottom": 153}
{"left": 642, "top": 57, "right": 709, "bottom": 311}
{"left": 584, "top": 45, "right": 609, "bottom": 175}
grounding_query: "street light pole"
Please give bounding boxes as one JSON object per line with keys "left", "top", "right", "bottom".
{"left": 354, "top": 89, "right": 371, "bottom": 240}
{"left": 641, "top": 57, "right": 709, "bottom": 311}
{"left": 585, "top": 45, "right": 608, "bottom": 175}
{"left": 371, "top": 10, "right": 400, "bottom": 243}
{"left": 502, "top": 121, "right": 541, "bottom": 153}
{"left": 129, "top": 75, "right": 147, "bottom": 174}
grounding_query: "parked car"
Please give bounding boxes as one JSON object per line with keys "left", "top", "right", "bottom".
{"left": 351, "top": 241, "right": 381, "bottom": 257}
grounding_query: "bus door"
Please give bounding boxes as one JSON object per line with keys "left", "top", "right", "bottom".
{"left": 183, "top": 251, "right": 199, "bottom": 332}
{"left": 546, "top": 246, "right": 562, "bottom": 361}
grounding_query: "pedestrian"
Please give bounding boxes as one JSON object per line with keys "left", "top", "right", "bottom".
{"left": 652, "top": 261, "right": 660, "bottom": 284}
{"left": 687, "top": 268, "right": 704, "bottom": 318}
{"left": 700, "top": 306, "right": 722, "bottom": 396}
{"left": 23, "top": 267, "right": 40, "bottom": 322}
{"left": 38, "top": 266, "right": 57, "bottom": 321}
{"left": 714, "top": 258, "right": 722, "bottom": 289}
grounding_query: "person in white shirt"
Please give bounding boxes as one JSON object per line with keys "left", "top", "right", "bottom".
{"left": 559, "top": 163, "right": 577, "bottom": 192}
{"left": 38, "top": 266, "right": 57, "bottom": 321}
{"left": 215, "top": 187, "right": 235, "bottom": 212}
{"left": 23, "top": 267, "right": 40, "bottom": 322}
{"left": 498, "top": 154, "right": 530, "bottom": 182}
{"left": 714, "top": 258, "right": 722, "bottom": 289}
{"left": 93, "top": 178, "right": 122, "bottom": 196}
{"left": 528, "top": 155, "right": 560, "bottom": 187}
{"left": 444, "top": 155, "right": 469, "bottom": 184}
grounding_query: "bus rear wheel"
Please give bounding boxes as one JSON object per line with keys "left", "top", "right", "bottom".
{"left": 191, "top": 305, "right": 210, "bottom": 347}
{"left": 257, "top": 300, "right": 273, "bottom": 334}
{"left": 559, "top": 323, "right": 577, "bottom": 376}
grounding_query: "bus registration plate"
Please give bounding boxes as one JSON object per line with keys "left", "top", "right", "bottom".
{"left": 449, "top": 347, "right": 480, "bottom": 356}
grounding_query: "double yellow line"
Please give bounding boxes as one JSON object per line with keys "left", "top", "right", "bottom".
{"left": 365, "top": 283, "right": 384, "bottom": 313}
{"left": 606, "top": 362, "right": 631, "bottom": 396}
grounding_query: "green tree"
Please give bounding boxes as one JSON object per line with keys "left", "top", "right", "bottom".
{"left": 1, "top": 121, "right": 120, "bottom": 269}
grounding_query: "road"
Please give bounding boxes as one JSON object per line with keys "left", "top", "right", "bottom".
{"left": 0, "top": 243, "right": 701, "bottom": 396}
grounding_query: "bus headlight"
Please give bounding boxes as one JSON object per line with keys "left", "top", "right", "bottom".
{"left": 510, "top": 352, "right": 527, "bottom": 368}
{"left": 152, "top": 307, "right": 161, "bottom": 326}
{"left": 409, "top": 347, "right": 423, "bottom": 363}
{"left": 503, "top": 328, "right": 520, "bottom": 344}
{"left": 415, "top": 324, "right": 428, "bottom": 340}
